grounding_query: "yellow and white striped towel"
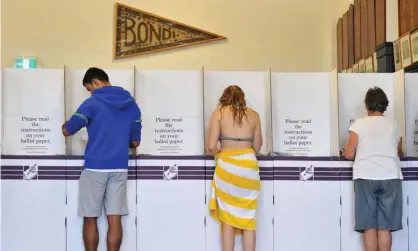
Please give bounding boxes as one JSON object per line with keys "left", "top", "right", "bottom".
{"left": 209, "top": 148, "right": 260, "bottom": 234}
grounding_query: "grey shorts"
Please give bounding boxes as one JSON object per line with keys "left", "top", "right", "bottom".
{"left": 78, "top": 170, "right": 129, "bottom": 217}
{"left": 354, "top": 179, "right": 403, "bottom": 233}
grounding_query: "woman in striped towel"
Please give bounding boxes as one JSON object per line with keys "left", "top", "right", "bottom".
{"left": 206, "top": 85, "right": 263, "bottom": 251}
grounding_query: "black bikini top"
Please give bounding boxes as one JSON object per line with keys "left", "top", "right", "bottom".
{"left": 219, "top": 136, "right": 254, "bottom": 142}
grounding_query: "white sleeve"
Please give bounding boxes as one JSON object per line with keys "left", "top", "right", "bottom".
{"left": 349, "top": 120, "right": 361, "bottom": 136}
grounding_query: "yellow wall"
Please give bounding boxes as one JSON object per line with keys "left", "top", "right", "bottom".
{"left": 2, "top": 0, "right": 353, "bottom": 71}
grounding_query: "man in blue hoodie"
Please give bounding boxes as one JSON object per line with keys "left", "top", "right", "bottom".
{"left": 62, "top": 67, "right": 141, "bottom": 251}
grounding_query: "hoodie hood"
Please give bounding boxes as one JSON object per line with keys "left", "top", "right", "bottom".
{"left": 92, "top": 86, "right": 136, "bottom": 110}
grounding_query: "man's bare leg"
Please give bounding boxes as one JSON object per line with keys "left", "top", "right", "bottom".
{"left": 377, "top": 230, "right": 392, "bottom": 251}
{"left": 83, "top": 217, "right": 99, "bottom": 251}
{"left": 363, "top": 229, "right": 378, "bottom": 251}
{"left": 107, "top": 215, "right": 123, "bottom": 251}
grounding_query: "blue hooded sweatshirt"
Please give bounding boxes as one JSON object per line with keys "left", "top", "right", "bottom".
{"left": 65, "top": 86, "right": 142, "bottom": 170}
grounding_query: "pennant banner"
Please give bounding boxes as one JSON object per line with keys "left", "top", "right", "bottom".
{"left": 114, "top": 3, "right": 226, "bottom": 59}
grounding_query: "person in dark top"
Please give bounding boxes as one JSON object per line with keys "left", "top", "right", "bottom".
{"left": 62, "top": 67, "right": 142, "bottom": 251}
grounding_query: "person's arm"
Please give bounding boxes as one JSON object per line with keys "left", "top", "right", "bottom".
{"left": 395, "top": 122, "right": 403, "bottom": 159}
{"left": 129, "top": 106, "right": 142, "bottom": 148}
{"left": 344, "top": 131, "right": 358, "bottom": 160}
{"left": 62, "top": 122, "right": 71, "bottom": 137}
{"left": 398, "top": 137, "right": 403, "bottom": 159}
{"left": 62, "top": 100, "right": 93, "bottom": 137}
{"left": 344, "top": 120, "right": 360, "bottom": 160}
{"left": 207, "top": 109, "right": 221, "bottom": 156}
{"left": 344, "top": 121, "right": 362, "bottom": 160}
{"left": 252, "top": 112, "right": 263, "bottom": 153}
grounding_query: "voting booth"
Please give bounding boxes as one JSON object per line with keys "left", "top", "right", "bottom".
{"left": 65, "top": 69, "right": 136, "bottom": 251}
{"left": 135, "top": 70, "right": 206, "bottom": 251}
{"left": 65, "top": 69, "right": 135, "bottom": 155}
{"left": 338, "top": 73, "right": 408, "bottom": 251}
{"left": 203, "top": 70, "right": 273, "bottom": 251}
{"left": 405, "top": 73, "right": 418, "bottom": 251}
{"left": 405, "top": 72, "right": 418, "bottom": 157}
{"left": 271, "top": 73, "right": 340, "bottom": 251}
{"left": 1, "top": 68, "right": 417, "bottom": 251}
{"left": 271, "top": 73, "right": 333, "bottom": 157}
{"left": 1, "top": 69, "right": 67, "bottom": 251}
{"left": 0, "top": 64, "right": 2, "bottom": 251}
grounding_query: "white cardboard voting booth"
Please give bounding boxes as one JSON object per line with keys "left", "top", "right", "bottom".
{"left": 405, "top": 73, "right": 418, "bottom": 157}
{"left": 271, "top": 73, "right": 340, "bottom": 251}
{"left": 2, "top": 69, "right": 66, "bottom": 155}
{"left": 203, "top": 70, "right": 269, "bottom": 155}
{"left": 65, "top": 69, "right": 135, "bottom": 155}
{"left": 405, "top": 73, "right": 418, "bottom": 251}
{"left": 338, "top": 74, "right": 397, "bottom": 150}
{"left": 1, "top": 69, "right": 66, "bottom": 251}
{"left": 65, "top": 69, "right": 136, "bottom": 251}
{"left": 338, "top": 73, "right": 409, "bottom": 251}
{"left": 271, "top": 73, "right": 332, "bottom": 156}
{"left": 203, "top": 70, "right": 273, "bottom": 251}
{"left": 135, "top": 70, "right": 204, "bottom": 156}
{"left": 135, "top": 70, "right": 206, "bottom": 251}
{"left": 1, "top": 69, "right": 417, "bottom": 251}
{"left": 0, "top": 59, "right": 2, "bottom": 251}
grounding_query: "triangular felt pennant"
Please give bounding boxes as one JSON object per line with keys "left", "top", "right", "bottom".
{"left": 114, "top": 3, "right": 226, "bottom": 59}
